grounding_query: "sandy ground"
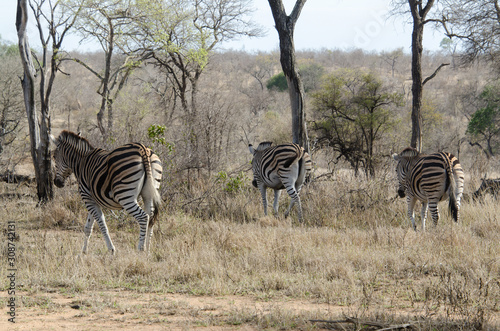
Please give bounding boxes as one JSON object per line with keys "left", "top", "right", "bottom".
{"left": 1, "top": 290, "right": 349, "bottom": 330}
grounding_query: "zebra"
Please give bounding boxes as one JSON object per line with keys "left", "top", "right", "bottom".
{"left": 392, "top": 147, "right": 464, "bottom": 231}
{"left": 52, "top": 130, "right": 162, "bottom": 254}
{"left": 248, "top": 142, "right": 312, "bottom": 222}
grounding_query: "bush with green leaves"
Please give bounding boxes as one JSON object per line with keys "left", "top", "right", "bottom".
{"left": 466, "top": 83, "right": 500, "bottom": 158}
{"left": 215, "top": 171, "right": 248, "bottom": 194}
{"left": 310, "top": 69, "right": 403, "bottom": 177}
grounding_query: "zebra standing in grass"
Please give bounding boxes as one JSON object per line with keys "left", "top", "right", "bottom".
{"left": 392, "top": 147, "right": 464, "bottom": 231}
{"left": 249, "top": 142, "right": 312, "bottom": 222}
{"left": 52, "top": 130, "right": 162, "bottom": 254}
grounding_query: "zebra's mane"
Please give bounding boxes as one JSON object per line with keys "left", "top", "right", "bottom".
{"left": 57, "top": 130, "right": 94, "bottom": 152}
{"left": 399, "top": 147, "right": 420, "bottom": 158}
{"left": 256, "top": 141, "right": 273, "bottom": 151}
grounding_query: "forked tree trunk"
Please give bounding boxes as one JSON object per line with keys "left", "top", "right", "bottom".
{"left": 268, "top": 0, "right": 309, "bottom": 151}
{"left": 16, "top": 0, "right": 53, "bottom": 202}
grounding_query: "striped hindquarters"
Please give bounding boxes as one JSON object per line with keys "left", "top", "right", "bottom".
{"left": 250, "top": 142, "right": 307, "bottom": 189}
{"left": 83, "top": 143, "right": 160, "bottom": 210}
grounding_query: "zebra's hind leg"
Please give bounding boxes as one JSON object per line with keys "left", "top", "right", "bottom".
{"left": 284, "top": 184, "right": 303, "bottom": 222}
{"left": 272, "top": 189, "right": 281, "bottom": 215}
{"left": 87, "top": 203, "right": 116, "bottom": 254}
{"left": 420, "top": 202, "right": 428, "bottom": 232}
{"left": 82, "top": 213, "right": 95, "bottom": 254}
{"left": 123, "top": 201, "right": 150, "bottom": 252}
{"left": 428, "top": 198, "right": 440, "bottom": 227}
{"left": 143, "top": 200, "right": 155, "bottom": 253}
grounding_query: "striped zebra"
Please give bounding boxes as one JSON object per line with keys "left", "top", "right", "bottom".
{"left": 249, "top": 142, "right": 312, "bottom": 222}
{"left": 392, "top": 147, "right": 464, "bottom": 231}
{"left": 52, "top": 130, "right": 162, "bottom": 254}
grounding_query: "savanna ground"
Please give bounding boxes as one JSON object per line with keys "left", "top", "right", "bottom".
{"left": 0, "top": 167, "right": 499, "bottom": 331}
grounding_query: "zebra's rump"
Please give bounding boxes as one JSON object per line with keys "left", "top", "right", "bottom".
{"left": 81, "top": 143, "right": 161, "bottom": 210}
{"left": 408, "top": 152, "right": 461, "bottom": 201}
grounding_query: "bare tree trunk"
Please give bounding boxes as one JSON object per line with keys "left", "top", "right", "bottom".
{"left": 268, "top": 0, "right": 309, "bottom": 151}
{"left": 410, "top": 14, "right": 423, "bottom": 152}
{"left": 408, "top": 0, "right": 430, "bottom": 152}
{"left": 17, "top": 0, "right": 53, "bottom": 202}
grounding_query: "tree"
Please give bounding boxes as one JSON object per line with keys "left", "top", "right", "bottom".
{"left": 267, "top": 0, "right": 309, "bottom": 151}
{"left": 310, "top": 69, "right": 403, "bottom": 177}
{"left": 133, "top": 0, "right": 260, "bottom": 174}
{"left": 0, "top": 41, "right": 24, "bottom": 158}
{"left": 391, "top": 0, "right": 449, "bottom": 151}
{"left": 66, "top": 0, "right": 143, "bottom": 140}
{"left": 466, "top": 83, "right": 500, "bottom": 158}
{"left": 441, "top": 0, "right": 500, "bottom": 66}
{"left": 17, "top": 0, "right": 78, "bottom": 202}
{"left": 380, "top": 47, "right": 404, "bottom": 78}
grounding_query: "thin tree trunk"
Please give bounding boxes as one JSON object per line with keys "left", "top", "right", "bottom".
{"left": 268, "top": 0, "right": 309, "bottom": 151}
{"left": 409, "top": 0, "right": 424, "bottom": 152}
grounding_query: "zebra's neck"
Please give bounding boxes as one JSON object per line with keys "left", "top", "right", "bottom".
{"left": 65, "top": 139, "right": 94, "bottom": 177}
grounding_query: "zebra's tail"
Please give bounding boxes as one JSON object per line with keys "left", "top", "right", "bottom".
{"left": 447, "top": 159, "right": 459, "bottom": 223}
{"left": 140, "top": 146, "right": 162, "bottom": 227}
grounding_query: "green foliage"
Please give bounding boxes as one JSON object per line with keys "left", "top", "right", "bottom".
{"left": 266, "top": 72, "right": 288, "bottom": 91}
{"left": 148, "top": 124, "right": 174, "bottom": 154}
{"left": 266, "top": 63, "right": 325, "bottom": 92}
{"left": 467, "top": 84, "right": 500, "bottom": 137}
{"left": 466, "top": 83, "right": 500, "bottom": 156}
{"left": 310, "top": 69, "right": 403, "bottom": 176}
{"left": 215, "top": 171, "right": 247, "bottom": 194}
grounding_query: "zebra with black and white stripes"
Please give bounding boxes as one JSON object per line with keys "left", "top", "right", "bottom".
{"left": 249, "top": 142, "right": 312, "bottom": 222}
{"left": 53, "top": 130, "right": 162, "bottom": 254}
{"left": 392, "top": 147, "right": 464, "bottom": 231}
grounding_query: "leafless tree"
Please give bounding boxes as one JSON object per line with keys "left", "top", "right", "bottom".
{"left": 390, "top": 0, "right": 449, "bottom": 151}
{"left": 16, "top": 0, "right": 78, "bottom": 202}
{"left": 267, "top": 0, "right": 309, "bottom": 151}
{"left": 440, "top": 0, "right": 500, "bottom": 68}
{"left": 66, "top": 0, "right": 144, "bottom": 140}
{"left": 133, "top": 0, "right": 261, "bottom": 173}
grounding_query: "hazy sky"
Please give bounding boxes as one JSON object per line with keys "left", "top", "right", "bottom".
{"left": 1, "top": 0, "right": 446, "bottom": 53}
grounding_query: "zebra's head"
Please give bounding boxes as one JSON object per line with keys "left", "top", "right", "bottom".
{"left": 248, "top": 142, "right": 273, "bottom": 187}
{"left": 52, "top": 131, "right": 90, "bottom": 188}
{"left": 392, "top": 147, "right": 420, "bottom": 198}
{"left": 53, "top": 138, "right": 72, "bottom": 188}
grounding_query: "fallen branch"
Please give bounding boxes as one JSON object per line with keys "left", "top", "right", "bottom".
{"left": 310, "top": 317, "right": 414, "bottom": 330}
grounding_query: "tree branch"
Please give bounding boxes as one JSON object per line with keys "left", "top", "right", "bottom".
{"left": 423, "top": 62, "right": 450, "bottom": 86}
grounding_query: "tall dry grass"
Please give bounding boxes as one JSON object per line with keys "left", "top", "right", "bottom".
{"left": 0, "top": 170, "right": 499, "bottom": 330}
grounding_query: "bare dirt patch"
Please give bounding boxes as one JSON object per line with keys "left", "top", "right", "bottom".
{"left": 2, "top": 290, "right": 348, "bottom": 330}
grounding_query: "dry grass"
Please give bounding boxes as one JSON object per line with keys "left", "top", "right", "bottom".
{"left": 0, "top": 174, "right": 499, "bottom": 330}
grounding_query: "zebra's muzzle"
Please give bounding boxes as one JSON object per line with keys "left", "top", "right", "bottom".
{"left": 397, "top": 189, "right": 406, "bottom": 198}
{"left": 54, "top": 177, "right": 65, "bottom": 188}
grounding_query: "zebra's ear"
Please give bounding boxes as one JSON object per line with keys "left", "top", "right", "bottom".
{"left": 256, "top": 141, "right": 273, "bottom": 151}
{"left": 249, "top": 144, "right": 255, "bottom": 155}
{"left": 392, "top": 153, "right": 401, "bottom": 161}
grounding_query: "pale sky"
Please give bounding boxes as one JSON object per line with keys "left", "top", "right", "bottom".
{"left": 1, "top": 0, "right": 446, "bottom": 53}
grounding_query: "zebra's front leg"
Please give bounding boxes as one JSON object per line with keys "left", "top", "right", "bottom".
{"left": 82, "top": 213, "right": 95, "bottom": 254}
{"left": 407, "top": 196, "right": 417, "bottom": 231}
{"left": 272, "top": 189, "right": 281, "bottom": 216}
{"left": 87, "top": 203, "right": 116, "bottom": 254}
{"left": 258, "top": 186, "right": 268, "bottom": 216}
{"left": 420, "top": 202, "right": 428, "bottom": 232}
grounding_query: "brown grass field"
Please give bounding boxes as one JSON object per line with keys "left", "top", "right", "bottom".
{"left": 0, "top": 171, "right": 499, "bottom": 330}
